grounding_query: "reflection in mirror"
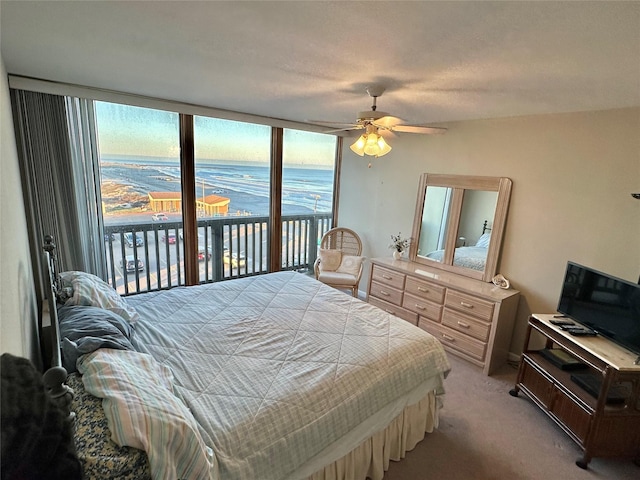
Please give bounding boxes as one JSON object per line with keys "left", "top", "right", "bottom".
{"left": 417, "top": 186, "right": 453, "bottom": 264}
{"left": 452, "top": 190, "right": 498, "bottom": 271}
{"left": 409, "top": 174, "right": 512, "bottom": 282}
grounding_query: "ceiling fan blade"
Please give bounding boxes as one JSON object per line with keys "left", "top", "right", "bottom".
{"left": 372, "top": 115, "right": 405, "bottom": 128}
{"left": 306, "top": 120, "right": 360, "bottom": 128}
{"left": 322, "top": 125, "right": 364, "bottom": 134}
{"left": 378, "top": 129, "right": 397, "bottom": 139}
{"left": 392, "top": 125, "right": 448, "bottom": 135}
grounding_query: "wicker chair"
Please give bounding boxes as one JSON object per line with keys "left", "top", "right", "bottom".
{"left": 314, "top": 227, "right": 364, "bottom": 297}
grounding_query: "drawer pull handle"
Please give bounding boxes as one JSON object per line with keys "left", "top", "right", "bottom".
{"left": 457, "top": 321, "right": 470, "bottom": 329}
{"left": 460, "top": 302, "right": 474, "bottom": 309}
{"left": 382, "top": 275, "right": 393, "bottom": 280}
{"left": 442, "top": 334, "right": 455, "bottom": 342}
{"left": 415, "top": 304, "right": 426, "bottom": 311}
{"left": 417, "top": 287, "right": 429, "bottom": 293}
{"left": 385, "top": 309, "right": 395, "bottom": 314}
{"left": 379, "top": 290, "right": 390, "bottom": 297}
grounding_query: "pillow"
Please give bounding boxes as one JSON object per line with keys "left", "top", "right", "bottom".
{"left": 318, "top": 248, "right": 342, "bottom": 271}
{"left": 77, "top": 350, "right": 215, "bottom": 480}
{"left": 336, "top": 255, "right": 365, "bottom": 276}
{"left": 475, "top": 232, "right": 491, "bottom": 249}
{"left": 60, "top": 271, "right": 139, "bottom": 324}
{"left": 58, "top": 305, "right": 136, "bottom": 373}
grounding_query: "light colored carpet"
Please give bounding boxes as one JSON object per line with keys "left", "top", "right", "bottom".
{"left": 383, "top": 354, "right": 639, "bottom": 480}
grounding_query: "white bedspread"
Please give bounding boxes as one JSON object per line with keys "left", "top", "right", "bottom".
{"left": 127, "top": 271, "right": 450, "bottom": 480}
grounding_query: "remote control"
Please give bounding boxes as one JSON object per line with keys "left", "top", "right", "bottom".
{"left": 560, "top": 325, "right": 579, "bottom": 330}
{"left": 569, "top": 330, "right": 597, "bottom": 337}
{"left": 551, "top": 319, "right": 575, "bottom": 326}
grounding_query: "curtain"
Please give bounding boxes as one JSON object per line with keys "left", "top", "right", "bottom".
{"left": 10, "top": 90, "right": 106, "bottom": 297}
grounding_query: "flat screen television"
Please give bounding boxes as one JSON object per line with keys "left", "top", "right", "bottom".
{"left": 557, "top": 262, "right": 640, "bottom": 355}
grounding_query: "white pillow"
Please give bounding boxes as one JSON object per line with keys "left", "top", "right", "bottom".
{"left": 475, "top": 233, "right": 491, "bottom": 249}
{"left": 60, "top": 271, "right": 139, "bottom": 323}
{"left": 77, "top": 349, "right": 215, "bottom": 480}
{"left": 336, "top": 255, "right": 365, "bottom": 276}
{"left": 318, "top": 248, "right": 342, "bottom": 271}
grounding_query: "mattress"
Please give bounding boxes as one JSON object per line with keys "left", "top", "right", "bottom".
{"left": 125, "top": 271, "right": 450, "bottom": 480}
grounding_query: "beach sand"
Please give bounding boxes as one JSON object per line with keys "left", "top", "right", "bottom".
{"left": 102, "top": 163, "right": 318, "bottom": 225}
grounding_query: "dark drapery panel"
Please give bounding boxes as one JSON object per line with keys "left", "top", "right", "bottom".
{"left": 10, "top": 89, "right": 105, "bottom": 302}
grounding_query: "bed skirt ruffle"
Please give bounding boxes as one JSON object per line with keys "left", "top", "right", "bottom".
{"left": 307, "top": 391, "right": 439, "bottom": 480}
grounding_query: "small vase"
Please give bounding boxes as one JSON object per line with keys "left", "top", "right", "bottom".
{"left": 393, "top": 250, "right": 402, "bottom": 260}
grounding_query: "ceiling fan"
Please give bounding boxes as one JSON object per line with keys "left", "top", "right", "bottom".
{"left": 309, "top": 85, "right": 446, "bottom": 157}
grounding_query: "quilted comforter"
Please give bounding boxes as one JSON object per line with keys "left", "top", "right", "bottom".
{"left": 127, "top": 271, "right": 450, "bottom": 480}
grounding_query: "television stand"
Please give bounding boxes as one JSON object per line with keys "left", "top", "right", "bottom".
{"left": 509, "top": 314, "right": 640, "bottom": 469}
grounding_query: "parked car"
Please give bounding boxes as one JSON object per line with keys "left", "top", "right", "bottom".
{"left": 121, "top": 255, "right": 144, "bottom": 272}
{"left": 151, "top": 212, "right": 168, "bottom": 221}
{"left": 224, "top": 251, "right": 246, "bottom": 268}
{"left": 162, "top": 232, "right": 177, "bottom": 244}
{"left": 198, "top": 246, "right": 212, "bottom": 262}
{"left": 123, "top": 232, "right": 144, "bottom": 247}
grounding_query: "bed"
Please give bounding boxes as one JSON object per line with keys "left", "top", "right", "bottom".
{"left": 425, "top": 221, "right": 492, "bottom": 272}
{"left": 41, "top": 240, "right": 451, "bottom": 480}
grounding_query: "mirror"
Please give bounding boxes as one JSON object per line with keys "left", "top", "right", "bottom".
{"left": 409, "top": 174, "right": 512, "bottom": 282}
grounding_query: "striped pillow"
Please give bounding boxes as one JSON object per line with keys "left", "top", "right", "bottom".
{"left": 77, "top": 349, "right": 215, "bottom": 480}
{"left": 61, "top": 271, "right": 139, "bottom": 324}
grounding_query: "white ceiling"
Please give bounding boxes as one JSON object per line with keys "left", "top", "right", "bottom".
{"left": 2, "top": 1, "right": 639, "bottom": 128}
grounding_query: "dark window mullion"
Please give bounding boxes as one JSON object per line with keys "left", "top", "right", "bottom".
{"left": 269, "top": 127, "right": 283, "bottom": 272}
{"left": 180, "top": 113, "right": 198, "bottom": 286}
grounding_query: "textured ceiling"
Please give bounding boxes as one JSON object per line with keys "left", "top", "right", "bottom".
{"left": 2, "top": 1, "right": 639, "bottom": 128}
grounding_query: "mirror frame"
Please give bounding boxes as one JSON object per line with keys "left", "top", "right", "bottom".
{"left": 409, "top": 174, "right": 512, "bottom": 282}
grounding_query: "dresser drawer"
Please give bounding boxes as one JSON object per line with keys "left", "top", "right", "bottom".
{"left": 445, "top": 290, "right": 495, "bottom": 322}
{"left": 405, "top": 277, "right": 445, "bottom": 304}
{"left": 369, "top": 280, "right": 403, "bottom": 306}
{"left": 368, "top": 296, "right": 418, "bottom": 325}
{"left": 419, "top": 321, "right": 487, "bottom": 361}
{"left": 402, "top": 292, "right": 442, "bottom": 322}
{"left": 371, "top": 265, "right": 406, "bottom": 290}
{"left": 442, "top": 308, "right": 490, "bottom": 342}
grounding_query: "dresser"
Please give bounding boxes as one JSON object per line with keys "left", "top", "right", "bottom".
{"left": 367, "top": 257, "right": 520, "bottom": 375}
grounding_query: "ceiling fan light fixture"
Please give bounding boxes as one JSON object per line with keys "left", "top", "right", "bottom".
{"left": 376, "top": 135, "right": 392, "bottom": 156}
{"left": 350, "top": 134, "right": 367, "bottom": 156}
{"left": 351, "top": 125, "right": 392, "bottom": 158}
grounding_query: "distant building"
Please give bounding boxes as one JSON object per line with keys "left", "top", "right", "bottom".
{"left": 148, "top": 192, "right": 230, "bottom": 216}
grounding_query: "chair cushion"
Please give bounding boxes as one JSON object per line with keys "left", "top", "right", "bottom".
{"left": 318, "top": 248, "right": 342, "bottom": 272}
{"left": 336, "top": 255, "right": 364, "bottom": 276}
{"left": 317, "top": 271, "right": 358, "bottom": 286}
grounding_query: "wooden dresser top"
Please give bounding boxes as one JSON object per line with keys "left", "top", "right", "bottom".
{"left": 371, "top": 257, "right": 519, "bottom": 301}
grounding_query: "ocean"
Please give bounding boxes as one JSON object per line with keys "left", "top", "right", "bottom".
{"left": 100, "top": 155, "right": 334, "bottom": 214}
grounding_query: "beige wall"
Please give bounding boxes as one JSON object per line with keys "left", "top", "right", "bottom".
{"left": 339, "top": 107, "right": 640, "bottom": 356}
{"left": 0, "top": 56, "right": 39, "bottom": 364}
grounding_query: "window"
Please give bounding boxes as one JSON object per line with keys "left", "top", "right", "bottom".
{"left": 93, "top": 102, "right": 338, "bottom": 294}
{"left": 281, "top": 129, "right": 336, "bottom": 269}
{"left": 95, "top": 102, "right": 183, "bottom": 294}
{"left": 194, "top": 116, "right": 271, "bottom": 281}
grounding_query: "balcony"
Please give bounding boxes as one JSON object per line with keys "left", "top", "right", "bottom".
{"left": 104, "top": 213, "right": 332, "bottom": 295}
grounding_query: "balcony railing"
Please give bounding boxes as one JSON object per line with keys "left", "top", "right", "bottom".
{"left": 104, "top": 213, "right": 333, "bottom": 295}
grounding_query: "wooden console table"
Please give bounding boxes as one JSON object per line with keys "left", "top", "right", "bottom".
{"left": 509, "top": 314, "right": 640, "bottom": 468}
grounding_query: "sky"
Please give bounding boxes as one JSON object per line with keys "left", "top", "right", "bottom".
{"left": 95, "top": 101, "right": 336, "bottom": 167}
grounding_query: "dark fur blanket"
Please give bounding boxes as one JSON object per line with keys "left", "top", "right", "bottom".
{"left": 1, "top": 353, "right": 82, "bottom": 480}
